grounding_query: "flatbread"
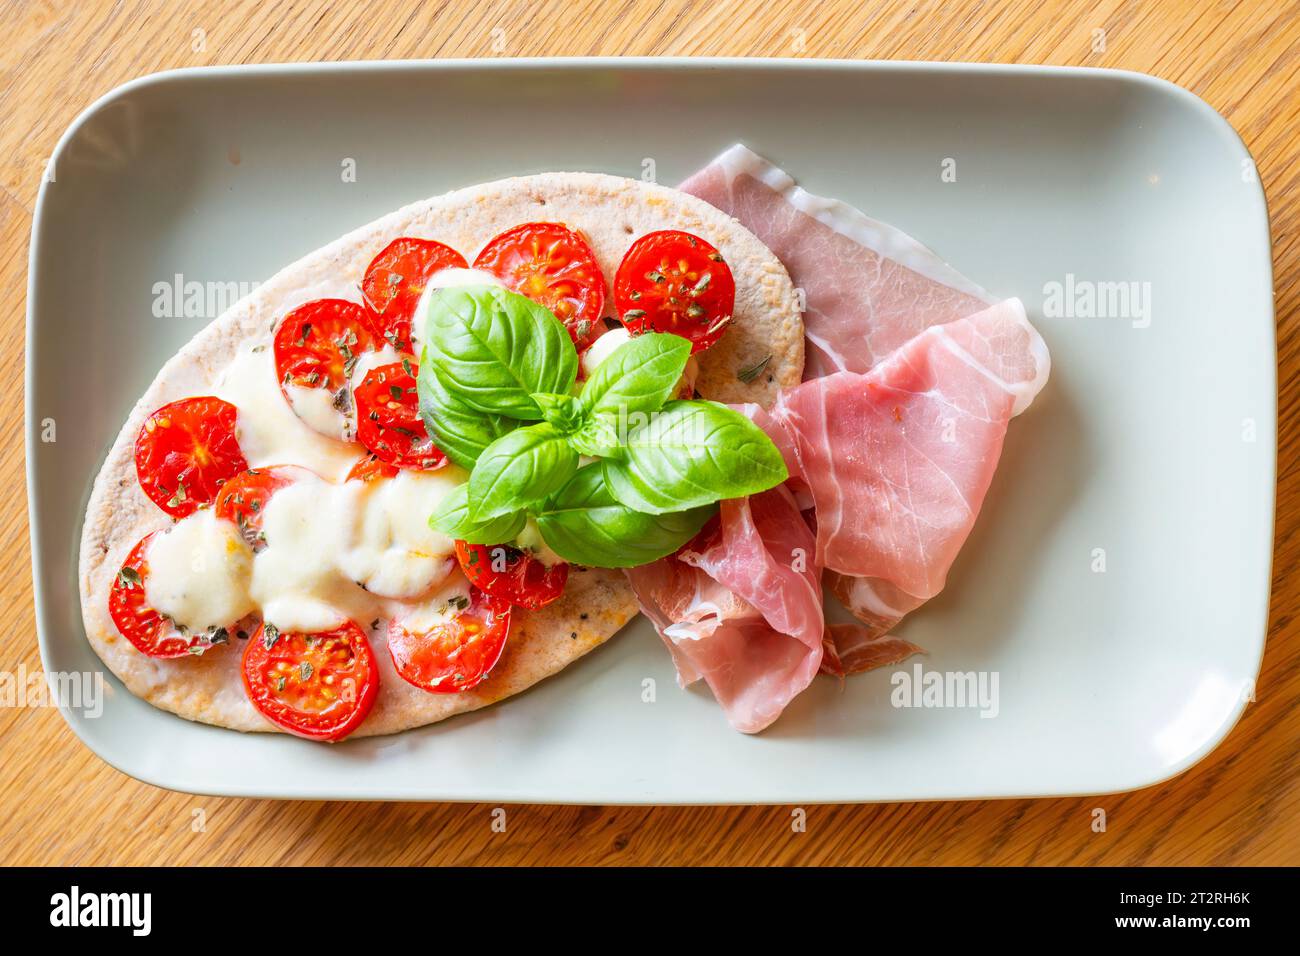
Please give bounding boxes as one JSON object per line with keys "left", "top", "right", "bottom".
{"left": 77, "top": 171, "right": 804, "bottom": 737}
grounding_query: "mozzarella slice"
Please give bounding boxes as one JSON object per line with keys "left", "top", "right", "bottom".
{"left": 144, "top": 510, "right": 256, "bottom": 632}
{"left": 336, "top": 468, "right": 464, "bottom": 599}
{"left": 390, "top": 574, "right": 475, "bottom": 635}
{"left": 580, "top": 327, "right": 632, "bottom": 377}
{"left": 243, "top": 466, "right": 466, "bottom": 632}
{"left": 217, "top": 342, "right": 362, "bottom": 482}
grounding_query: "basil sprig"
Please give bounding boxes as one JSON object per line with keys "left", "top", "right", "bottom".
{"left": 428, "top": 484, "right": 527, "bottom": 544}
{"left": 417, "top": 363, "right": 516, "bottom": 470}
{"left": 534, "top": 465, "right": 715, "bottom": 568}
{"left": 420, "top": 286, "right": 787, "bottom": 568}
{"left": 579, "top": 332, "right": 690, "bottom": 417}
{"left": 422, "top": 286, "right": 577, "bottom": 418}
{"left": 600, "top": 399, "right": 788, "bottom": 514}
{"left": 468, "top": 423, "right": 578, "bottom": 518}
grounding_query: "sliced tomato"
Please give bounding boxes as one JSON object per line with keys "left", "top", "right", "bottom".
{"left": 614, "top": 230, "right": 736, "bottom": 353}
{"left": 455, "top": 541, "right": 568, "bottom": 611}
{"left": 134, "top": 396, "right": 248, "bottom": 518}
{"left": 388, "top": 588, "right": 511, "bottom": 693}
{"left": 241, "top": 621, "right": 377, "bottom": 741}
{"left": 346, "top": 454, "right": 400, "bottom": 483}
{"left": 361, "top": 237, "right": 468, "bottom": 353}
{"left": 109, "top": 533, "right": 213, "bottom": 658}
{"left": 353, "top": 360, "right": 446, "bottom": 470}
{"left": 473, "top": 222, "right": 606, "bottom": 351}
{"left": 273, "top": 298, "right": 383, "bottom": 437}
{"left": 214, "top": 465, "right": 316, "bottom": 548}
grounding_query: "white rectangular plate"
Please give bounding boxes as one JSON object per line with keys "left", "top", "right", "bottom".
{"left": 28, "top": 59, "right": 1275, "bottom": 803}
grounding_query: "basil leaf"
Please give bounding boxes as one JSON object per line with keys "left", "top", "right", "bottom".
{"left": 417, "top": 359, "right": 516, "bottom": 469}
{"left": 566, "top": 413, "right": 625, "bottom": 459}
{"left": 428, "top": 484, "right": 527, "bottom": 545}
{"left": 468, "top": 422, "right": 579, "bottom": 518}
{"left": 531, "top": 392, "right": 585, "bottom": 435}
{"left": 601, "top": 400, "right": 788, "bottom": 514}
{"left": 422, "top": 286, "right": 577, "bottom": 419}
{"left": 535, "top": 465, "right": 716, "bottom": 568}
{"left": 578, "top": 332, "right": 691, "bottom": 418}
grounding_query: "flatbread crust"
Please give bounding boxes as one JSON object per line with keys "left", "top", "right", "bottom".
{"left": 78, "top": 171, "right": 804, "bottom": 737}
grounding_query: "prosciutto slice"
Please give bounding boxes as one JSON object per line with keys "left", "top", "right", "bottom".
{"left": 624, "top": 148, "right": 1050, "bottom": 732}
{"left": 679, "top": 144, "right": 994, "bottom": 379}
{"left": 624, "top": 486, "right": 823, "bottom": 734}
{"left": 769, "top": 297, "right": 1049, "bottom": 632}
{"left": 826, "top": 577, "right": 928, "bottom": 646}
{"left": 820, "top": 623, "right": 924, "bottom": 679}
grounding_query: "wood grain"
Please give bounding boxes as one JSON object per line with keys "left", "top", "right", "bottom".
{"left": 1, "top": 0, "right": 1296, "bottom": 866}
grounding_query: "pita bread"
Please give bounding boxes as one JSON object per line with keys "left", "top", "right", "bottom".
{"left": 77, "top": 171, "right": 804, "bottom": 737}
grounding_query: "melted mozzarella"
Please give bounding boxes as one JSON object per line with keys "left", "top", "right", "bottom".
{"left": 580, "top": 327, "right": 632, "bottom": 377}
{"left": 216, "top": 343, "right": 361, "bottom": 482}
{"left": 351, "top": 344, "right": 403, "bottom": 387}
{"left": 144, "top": 510, "right": 255, "bottom": 631}
{"left": 248, "top": 466, "right": 466, "bottom": 632}
{"left": 150, "top": 286, "right": 501, "bottom": 638}
{"left": 428, "top": 267, "right": 502, "bottom": 289}
{"left": 280, "top": 343, "right": 404, "bottom": 446}
{"left": 144, "top": 464, "right": 469, "bottom": 635}
{"left": 336, "top": 468, "right": 464, "bottom": 599}
{"left": 392, "top": 574, "right": 474, "bottom": 634}
{"left": 514, "top": 516, "right": 565, "bottom": 569}
{"left": 282, "top": 381, "right": 349, "bottom": 440}
{"left": 249, "top": 476, "right": 366, "bottom": 632}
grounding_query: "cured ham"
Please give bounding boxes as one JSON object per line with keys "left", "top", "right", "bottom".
{"left": 625, "top": 148, "right": 1051, "bottom": 733}
{"left": 733, "top": 297, "right": 1049, "bottom": 658}
{"left": 779, "top": 297, "right": 1048, "bottom": 639}
{"left": 825, "top": 577, "right": 927, "bottom": 647}
{"left": 679, "top": 144, "right": 995, "bottom": 379}
{"left": 820, "top": 623, "right": 924, "bottom": 679}
{"left": 625, "top": 486, "right": 823, "bottom": 733}
{"left": 772, "top": 297, "right": 1048, "bottom": 586}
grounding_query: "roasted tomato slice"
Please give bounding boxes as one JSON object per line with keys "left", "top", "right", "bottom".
{"left": 353, "top": 360, "right": 446, "bottom": 470}
{"left": 134, "top": 396, "right": 248, "bottom": 518}
{"left": 388, "top": 587, "right": 511, "bottom": 693}
{"left": 614, "top": 230, "right": 736, "bottom": 353}
{"left": 346, "top": 454, "right": 400, "bottom": 483}
{"left": 455, "top": 541, "right": 568, "bottom": 611}
{"left": 215, "top": 465, "right": 315, "bottom": 548}
{"left": 273, "top": 298, "right": 383, "bottom": 437}
{"left": 109, "top": 533, "right": 212, "bottom": 658}
{"left": 241, "top": 621, "right": 378, "bottom": 741}
{"left": 473, "top": 222, "right": 606, "bottom": 351}
{"left": 361, "top": 238, "right": 468, "bottom": 352}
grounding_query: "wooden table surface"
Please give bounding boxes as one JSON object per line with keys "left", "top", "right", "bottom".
{"left": 1, "top": 0, "right": 1296, "bottom": 867}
